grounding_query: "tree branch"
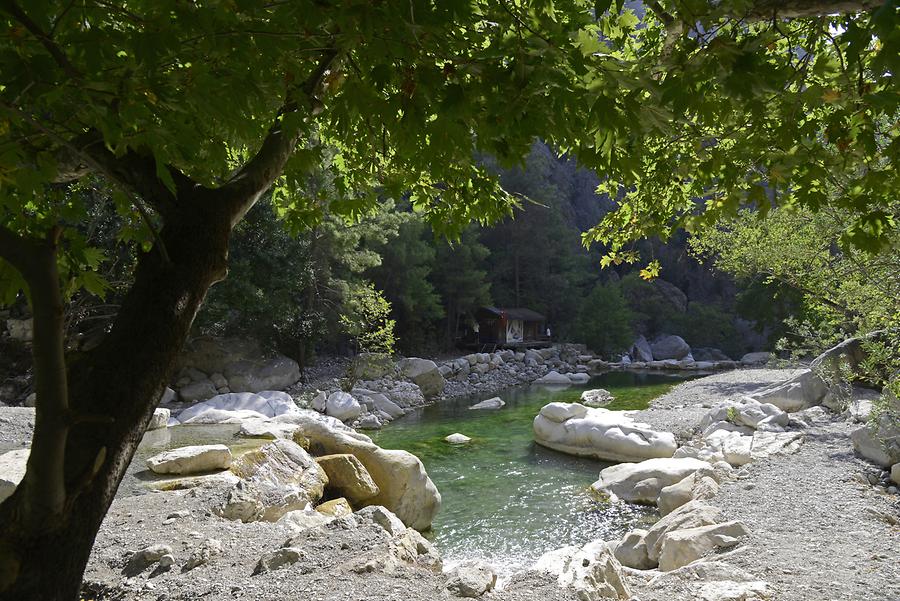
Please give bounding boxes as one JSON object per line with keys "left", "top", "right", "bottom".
{"left": 0, "top": 0, "right": 80, "bottom": 80}
{"left": 705, "top": 0, "right": 885, "bottom": 21}
{"left": 218, "top": 47, "right": 342, "bottom": 224}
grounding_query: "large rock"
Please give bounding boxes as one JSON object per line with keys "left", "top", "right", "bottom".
{"left": 445, "top": 561, "right": 497, "bottom": 598}
{"left": 398, "top": 357, "right": 445, "bottom": 399}
{"left": 591, "top": 457, "right": 713, "bottom": 504}
{"left": 650, "top": 335, "right": 691, "bottom": 361}
{"left": 146, "top": 444, "right": 232, "bottom": 475}
{"left": 740, "top": 352, "right": 773, "bottom": 366}
{"left": 531, "top": 540, "right": 631, "bottom": 600}
{"left": 177, "top": 391, "right": 299, "bottom": 424}
{"left": 653, "top": 279, "right": 688, "bottom": 312}
{"left": 226, "top": 356, "right": 301, "bottom": 392}
{"left": 0, "top": 449, "right": 29, "bottom": 503}
{"left": 750, "top": 369, "right": 828, "bottom": 412}
{"left": 292, "top": 412, "right": 440, "bottom": 530}
{"left": 325, "top": 391, "right": 363, "bottom": 421}
{"left": 6, "top": 318, "right": 33, "bottom": 342}
{"left": 147, "top": 408, "right": 170, "bottom": 431}
{"left": 224, "top": 439, "right": 327, "bottom": 521}
{"left": 533, "top": 370, "right": 573, "bottom": 386}
{"left": 750, "top": 430, "right": 803, "bottom": 461}
{"left": 179, "top": 379, "right": 218, "bottom": 403}
{"left": 612, "top": 529, "right": 653, "bottom": 570}
{"left": 534, "top": 403, "right": 677, "bottom": 463}
{"left": 177, "top": 337, "right": 301, "bottom": 393}
{"left": 644, "top": 501, "right": 725, "bottom": 563}
{"left": 891, "top": 463, "right": 900, "bottom": 485}
{"left": 315, "top": 454, "right": 380, "bottom": 506}
{"left": 657, "top": 521, "right": 750, "bottom": 571}
{"left": 703, "top": 430, "right": 752, "bottom": 467}
{"left": 851, "top": 412, "right": 900, "bottom": 467}
{"left": 367, "top": 393, "right": 405, "bottom": 419}
{"left": 657, "top": 472, "right": 719, "bottom": 516}
{"left": 630, "top": 336, "right": 654, "bottom": 363}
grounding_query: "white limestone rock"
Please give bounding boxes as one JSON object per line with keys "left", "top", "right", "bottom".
{"left": 147, "top": 408, "right": 170, "bottom": 431}
{"left": 292, "top": 411, "right": 440, "bottom": 530}
{"left": 581, "top": 388, "right": 614, "bottom": 408}
{"left": 750, "top": 430, "right": 804, "bottom": 461}
{"left": 217, "top": 445, "right": 323, "bottom": 523}
{"left": 0, "top": 449, "right": 29, "bottom": 503}
{"left": 657, "top": 472, "right": 720, "bottom": 516}
{"left": 146, "top": 444, "right": 232, "bottom": 475}
{"left": 445, "top": 433, "right": 472, "bottom": 444}
{"left": 749, "top": 368, "right": 828, "bottom": 412}
{"left": 531, "top": 540, "right": 631, "bottom": 600}
{"left": 325, "top": 391, "right": 363, "bottom": 421}
{"left": 644, "top": 501, "right": 725, "bottom": 563}
{"left": 444, "top": 560, "right": 497, "bottom": 597}
{"left": 612, "top": 529, "right": 654, "bottom": 570}
{"left": 740, "top": 352, "right": 773, "bottom": 366}
{"left": 178, "top": 391, "right": 299, "bottom": 424}
{"left": 278, "top": 506, "right": 334, "bottom": 533}
{"left": 535, "top": 403, "right": 677, "bottom": 463}
{"left": 657, "top": 521, "right": 750, "bottom": 571}
{"left": 398, "top": 357, "right": 446, "bottom": 399}
{"left": 591, "top": 457, "right": 714, "bottom": 504}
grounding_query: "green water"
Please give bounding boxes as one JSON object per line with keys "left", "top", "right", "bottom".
{"left": 370, "top": 371, "right": 686, "bottom": 569}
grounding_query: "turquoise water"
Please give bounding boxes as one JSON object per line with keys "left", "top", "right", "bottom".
{"left": 370, "top": 371, "right": 687, "bottom": 568}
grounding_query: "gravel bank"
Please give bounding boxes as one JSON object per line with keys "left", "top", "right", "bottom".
{"left": 5, "top": 368, "right": 899, "bottom": 600}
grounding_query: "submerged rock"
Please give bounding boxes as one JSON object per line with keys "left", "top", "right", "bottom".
{"left": 534, "top": 402, "right": 677, "bottom": 463}
{"left": 444, "top": 433, "right": 472, "bottom": 444}
{"left": 581, "top": 388, "right": 614, "bottom": 408}
{"left": 469, "top": 397, "right": 504, "bottom": 410}
{"left": 532, "top": 370, "right": 573, "bottom": 386}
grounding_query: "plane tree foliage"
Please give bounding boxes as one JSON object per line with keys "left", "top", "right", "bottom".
{"left": 0, "top": 0, "right": 897, "bottom": 599}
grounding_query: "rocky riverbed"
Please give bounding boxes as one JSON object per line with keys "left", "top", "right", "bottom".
{"left": 2, "top": 365, "right": 898, "bottom": 600}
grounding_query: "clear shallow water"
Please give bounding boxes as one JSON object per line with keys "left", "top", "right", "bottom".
{"left": 369, "top": 371, "right": 688, "bottom": 569}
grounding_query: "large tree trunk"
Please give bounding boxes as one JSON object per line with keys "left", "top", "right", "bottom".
{"left": 0, "top": 195, "right": 233, "bottom": 600}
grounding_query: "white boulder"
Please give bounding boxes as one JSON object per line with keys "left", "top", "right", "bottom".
{"left": 398, "top": 357, "right": 446, "bottom": 399}
{"left": 644, "top": 501, "right": 725, "bottom": 563}
{"left": 657, "top": 472, "right": 720, "bottom": 516}
{"left": 146, "top": 444, "right": 232, "bottom": 475}
{"left": 567, "top": 372, "right": 590, "bottom": 384}
{"left": 750, "top": 430, "right": 804, "bottom": 461}
{"left": 531, "top": 540, "right": 631, "bottom": 600}
{"left": 612, "top": 529, "right": 653, "bottom": 570}
{"left": 631, "top": 336, "right": 654, "bottom": 363}
{"left": 535, "top": 403, "right": 677, "bottom": 463}
{"left": 657, "top": 521, "right": 750, "bottom": 571}
{"left": 444, "top": 560, "right": 497, "bottom": 597}
{"left": 147, "top": 408, "right": 170, "bottom": 431}
{"left": 750, "top": 369, "right": 828, "bottom": 412}
{"left": 591, "top": 458, "right": 713, "bottom": 504}
{"left": 325, "top": 391, "right": 363, "bottom": 421}
{"left": 178, "top": 391, "right": 299, "bottom": 424}
{"left": 0, "top": 449, "right": 29, "bottom": 503}
{"left": 445, "top": 433, "right": 472, "bottom": 444}
{"left": 292, "top": 411, "right": 440, "bottom": 530}
{"left": 740, "top": 352, "right": 773, "bottom": 366}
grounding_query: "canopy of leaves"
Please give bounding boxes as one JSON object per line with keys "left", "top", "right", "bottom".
{"left": 581, "top": 1, "right": 900, "bottom": 264}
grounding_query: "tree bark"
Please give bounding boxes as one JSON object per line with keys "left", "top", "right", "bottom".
{"left": 0, "top": 193, "right": 233, "bottom": 600}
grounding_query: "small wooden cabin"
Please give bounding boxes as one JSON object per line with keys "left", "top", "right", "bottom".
{"left": 475, "top": 307, "right": 550, "bottom": 349}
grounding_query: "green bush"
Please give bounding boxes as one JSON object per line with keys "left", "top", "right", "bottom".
{"left": 576, "top": 282, "right": 636, "bottom": 358}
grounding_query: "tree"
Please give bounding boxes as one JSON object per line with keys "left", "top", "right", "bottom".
{"left": 431, "top": 227, "right": 493, "bottom": 347}
{"left": 369, "top": 214, "right": 444, "bottom": 354}
{"left": 576, "top": 281, "right": 635, "bottom": 357}
{"left": 0, "top": 1, "right": 896, "bottom": 598}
